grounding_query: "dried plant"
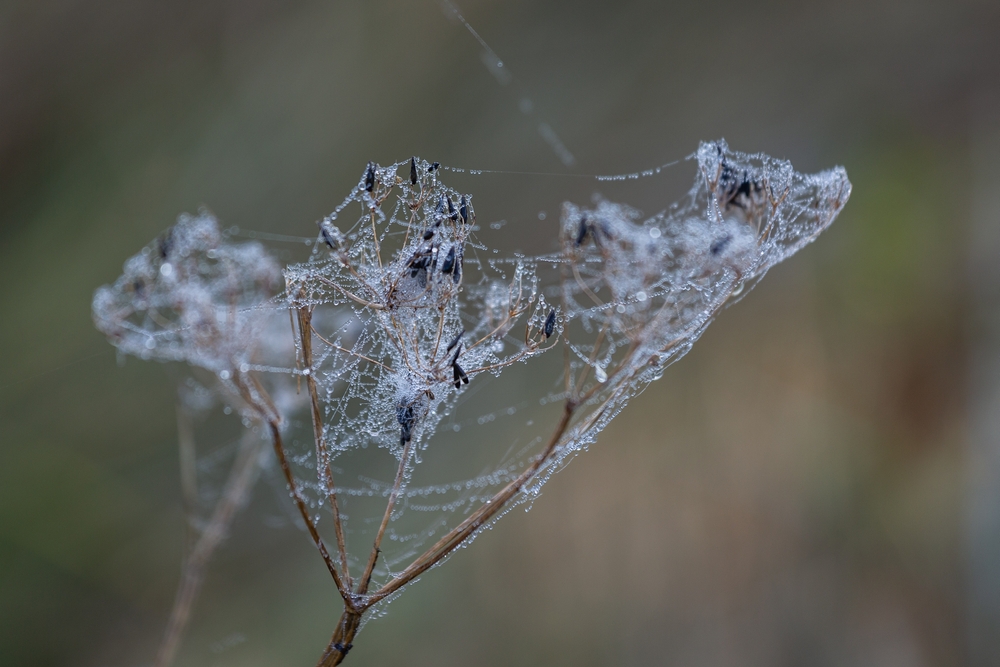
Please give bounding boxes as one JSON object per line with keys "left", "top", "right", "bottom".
{"left": 93, "top": 140, "right": 850, "bottom": 666}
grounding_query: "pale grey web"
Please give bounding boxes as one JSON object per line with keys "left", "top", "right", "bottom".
{"left": 92, "top": 139, "right": 850, "bottom": 611}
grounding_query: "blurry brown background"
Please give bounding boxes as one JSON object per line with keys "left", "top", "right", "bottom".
{"left": 2, "top": 0, "right": 1000, "bottom": 665}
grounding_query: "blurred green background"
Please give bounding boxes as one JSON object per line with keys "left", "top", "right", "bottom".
{"left": 2, "top": 0, "right": 999, "bottom": 665}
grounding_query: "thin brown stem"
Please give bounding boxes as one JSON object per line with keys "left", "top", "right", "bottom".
{"left": 357, "top": 436, "right": 413, "bottom": 595}
{"left": 297, "top": 305, "right": 353, "bottom": 589}
{"left": 266, "top": 416, "right": 354, "bottom": 606}
{"left": 365, "top": 401, "right": 576, "bottom": 607}
{"left": 176, "top": 405, "right": 198, "bottom": 548}
{"left": 154, "top": 430, "right": 263, "bottom": 667}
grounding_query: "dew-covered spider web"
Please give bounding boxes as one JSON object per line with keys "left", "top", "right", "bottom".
{"left": 93, "top": 139, "right": 850, "bottom": 616}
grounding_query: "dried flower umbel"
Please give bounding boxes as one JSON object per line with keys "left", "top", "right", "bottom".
{"left": 93, "top": 140, "right": 850, "bottom": 666}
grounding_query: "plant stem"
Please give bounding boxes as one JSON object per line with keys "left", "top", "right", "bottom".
{"left": 154, "top": 430, "right": 263, "bottom": 667}
{"left": 365, "top": 401, "right": 576, "bottom": 607}
{"left": 358, "top": 436, "right": 413, "bottom": 595}
{"left": 316, "top": 609, "right": 364, "bottom": 667}
{"left": 297, "top": 304, "right": 353, "bottom": 588}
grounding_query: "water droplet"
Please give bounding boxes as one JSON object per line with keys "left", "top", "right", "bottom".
{"left": 648, "top": 227, "right": 662, "bottom": 239}
{"left": 219, "top": 370, "right": 231, "bottom": 380}
{"left": 636, "top": 291, "right": 647, "bottom": 302}
{"left": 616, "top": 304, "right": 626, "bottom": 313}
{"left": 160, "top": 263, "right": 174, "bottom": 277}
{"left": 731, "top": 282, "right": 744, "bottom": 296}
{"left": 239, "top": 363, "right": 250, "bottom": 373}
{"left": 594, "top": 365, "right": 608, "bottom": 383}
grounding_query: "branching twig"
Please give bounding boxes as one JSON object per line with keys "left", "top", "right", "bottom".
{"left": 154, "top": 427, "right": 264, "bottom": 667}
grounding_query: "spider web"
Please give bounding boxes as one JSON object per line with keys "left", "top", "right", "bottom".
{"left": 92, "top": 139, "right": 850, "bottom": 609}
{"left": 271, "top": 141, "right": 851, "bottom": 593}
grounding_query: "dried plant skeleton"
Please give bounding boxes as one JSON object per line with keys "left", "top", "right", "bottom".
{"left": 92, "top": 140, "right": 850, "bottom": 666}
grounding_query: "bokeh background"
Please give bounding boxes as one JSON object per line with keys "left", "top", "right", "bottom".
{"left": 2, "top": 0, "right": 1000, "bottom": 665}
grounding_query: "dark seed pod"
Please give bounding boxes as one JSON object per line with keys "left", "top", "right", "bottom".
{"left": 397, "top": 402, "right": 416, "bottom": 444}
{"left": 710, "top": 234, "right": 732, "bottom": 256}
{"left": 574, "top": 215, "right": 588, "bottom": 246}
{"left": 428, "top": 161, "right": 440, "bottom": 173}
{"left": 445, "top": 329, "right": 464, "bottom": 353}
{"left": 318, "top": 220, "right": 343, "bottom": 250}
{"left": 543, "top": 309, "right": 556, "bottom": 338}
{"left": 158, "top": 229, "right": 174, "bottom": 259}
{"left": 447, "top": 197, "right": 457, "bottom": 221}
{"left": 440, "top": 246, "right": 456, "bottom": 274}
{"left": 452, "top": 363, "right": 469, "bottom": 388}
{"left": 423, "top": 228, "right": 435, "bottom": 240}
{"left": 459, "top": 195, "right": 468, "bottom": 224}
{"left": 410, "top": 157, "right": 418, "bottom": 185}
{"left": 364, "top": 161, "right": 376, "bottom": 192}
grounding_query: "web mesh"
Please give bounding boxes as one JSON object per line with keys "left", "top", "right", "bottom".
{"left": 93, "top": 139, "right": 850, "bottom": 602}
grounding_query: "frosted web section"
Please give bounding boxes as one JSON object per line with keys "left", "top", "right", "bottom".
{"left": 91, "top": 140, "right": 850, "bottom": 604}
{"left": 275, "top": 142, "right": 850, "bottom": 595}
{"left": 522, "top": 139, "right": 852, "bottom": 498}
{"left": 282, "top": 156, "right": 560, "bottom": 581}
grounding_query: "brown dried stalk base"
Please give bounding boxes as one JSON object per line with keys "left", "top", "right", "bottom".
{"left": 316, "top": 610, "right": 363, "bottom": 667}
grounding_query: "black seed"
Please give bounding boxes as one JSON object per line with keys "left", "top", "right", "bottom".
{"left": 428, "top": 161, "right": 440, "bottom": 173}
{"left": 447, "top": 197, "right": 457, "bottom": 221}
{"left": 423, "top": 229, "right": 435, "bottom": 240}
{"left": 364, "top": 161, "right": 376, "bottom": 192}
{"left": 446, "top": 329, "right": 464, "bottom": 353}
{"left": 440, "top": 246, "right": 456, "bottom": 273}
{"left": 543, "top": 309, "right": 556, "bottom": 338}
{"left": 453, "top": 252, "right": 462, "bottom": 284}
{"left": 410, "top": 157, "right": 418, "bottom": 185}
{"left": 397, "top": 403, "right": 416, "bottom": 443}
{"left": 575, "top": 216, "right": 588, "bottom": 246}
{"left": 453, "top": 363, "right": 468, "bottom": 388}
{"left": 319, "top": 221, "right": 339, "bottom": 249}
{"left": 459, "top": 196, "right": 468, "bottom": 224}
{"left": 710, "top": 234, "right": 732, "bottom": 256}
{"left": 158, "top": 229, "right": 174, "bottom": 259}
{"left": 736, "top": 178, "right": 752, "bottom": 198}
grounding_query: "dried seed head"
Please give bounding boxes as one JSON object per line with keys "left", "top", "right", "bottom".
{"left": 543, "top": 309, "right": 556, "bottom": 338}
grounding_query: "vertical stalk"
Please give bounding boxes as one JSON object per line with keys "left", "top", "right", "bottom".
{"left": 154, "top": 430, "right": 264, "bottom": 667}
{"left": 296, "top": 303, "right": 353, "bottom": 588}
